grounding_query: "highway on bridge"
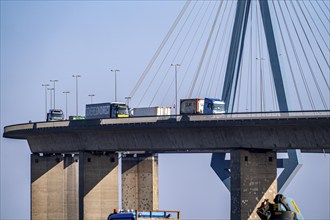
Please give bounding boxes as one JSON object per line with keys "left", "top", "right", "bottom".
{"left": 3, "top": 111, "right": 330, "bottom": 154}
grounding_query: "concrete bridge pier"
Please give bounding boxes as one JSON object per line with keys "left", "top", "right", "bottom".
{"left": 79, "top": 151, "right": 118, "bottom": 220}
{"left": 31, "top": 153, "right": 79, "bottom": 220}
{"left": 31, "top": 152, "right": 119, "bottom": 220}
{"left": 230, "top": 149, "right": 277, "bottom": 220}
{"left": 121, "top": 154, "right": 159, "bottom": 210}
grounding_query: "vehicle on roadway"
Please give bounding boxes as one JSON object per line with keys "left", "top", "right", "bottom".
{"left": 85, "top": 102, "right": 129, "bottom": 119}
{"left": 46, "top": 109, "right": 64, "bottom": 122}
{"left": 107, "top": 210, "right": 180, "bottom": 220}
{"left": 130, "top": 106, "right": 172, "bottom": 117}
{"left": 180, "top": 98, "right": 225, "bottom": 115}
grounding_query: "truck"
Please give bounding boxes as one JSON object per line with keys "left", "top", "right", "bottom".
{"left": 46, "top": 109, "right": 64, "bottom": 121}
{"left": 107, "top": 210, "right": 180, "bottom": 220}
{"left": 203, "top": 98, "right": 225, "bottom": 114}
{"left": 130, "top": 106, "right": 172, "bottom": 117}
{"left": 180, "top": 98, "right": 225, "bottom": 115}
{"left": 85, "top": 102, "right": 129, "bottom": 119}
{"left": 180, "top": 98, "right": 204, "bottom": 114}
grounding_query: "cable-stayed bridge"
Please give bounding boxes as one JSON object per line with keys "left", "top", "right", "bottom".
{"left": 2, "top": 0, "right": 329, "bottom": 220}
{"left": 129, "top": 0, "right": 329, "bottom": 113}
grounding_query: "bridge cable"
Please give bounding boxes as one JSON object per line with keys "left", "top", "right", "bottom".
{"left": 207, "top": 1, "right": 231, "bottom": 97}
{"left": 175, "top": 1, "right": 210, "bottom": 93}
{"left": 316, "top": 0, "right": 330, "bottom": 23}
{"left": 272, "top": 1, "right": 303, "bottom": 110}
{"left": 196, "top": 1, "right": 222, "bottom": 96}
{"left": 322, "top": 0, "right": 330, "bottom": 12}
{"left": 214, "top": 1, "right": 235, "bottom": 98}
{"left": 198, "top": 1, "right": 225, "bottom": 97}
{"left": 280, "top": 2, "right": 315, "bottom": 110}
{"left": 309, "top": 1, "right": 330, "bottom": 36}
{"left": 188, "top": 1, "right": 223, "bottom": 98}
{"left": 245, "top": 2, "right": 253, "bottom": 112}
{"left": 128, "top": 1, "right": 191, "bottom": 102}
{"left": 158, "top": 1, "right": 213, "bottom": 105}
{"left": 302, "top": 1, "right": 330, "bottom": 52}
{"left": 187, "top": 1, "right": 219, "bottom": 98}
{"left": 139, "top": 1, "right": 195, "bottom": 107}
{"left": 136, "top": 1, "right": 198, "bottom": 107}
{"left": 298, "top": 1, "right": 330, "bottom": 70}
{"left": 284, "top": 1, "right": 317, "bottom": 109}
{"left": 149, "top": 1, "right": 200, "bottom": 107}
{"left": 288, "top": 1, "right": 328, "bottom": 109}
{"left": 277, "top": 2, "right": 315, "bottom": 109}
{"left": 179, "top": 1, "right": 216, "bottom": 99}
{"left": 255, "top": 2, "right": 265, "bottom": 111}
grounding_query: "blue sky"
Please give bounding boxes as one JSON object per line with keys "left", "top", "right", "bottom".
{"left": 1, "top": 1, "right": 329, "bottom": 219}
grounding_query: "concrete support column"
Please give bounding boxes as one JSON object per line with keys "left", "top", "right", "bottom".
{"left": 121, "top": 154, "right": 159, "bottom": 210}
{"left": 79, "top": 152, "right": 118, "bottom": 220}
{"left": 230, "top": 149, "right": 277, "bottom": 220}
{"left": 31, "top": 154, "right": 79, "bottom": 220}
{"left": 63, "top": 154, "right": 79, "bottom": 220}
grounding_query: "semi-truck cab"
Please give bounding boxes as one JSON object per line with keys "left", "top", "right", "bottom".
{"left": 46, "top": 109, "right": 64, "bottom": 121}
{"left": 203, "top": 98, "right": 225, "bottom": 114}
{"left": 85, "top": 102, "right": 129, "bottom": 119}
{"left": 107, "top": 210, "right": 180, "bottom": 220}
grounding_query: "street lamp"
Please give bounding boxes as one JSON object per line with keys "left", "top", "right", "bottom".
{"left": 111, "top": 69, "right": 120, "bottom": 102}
{"left": 42, "top": 84, "right": 50, "bottom": 118}
{"left": 125, "top": 96, "right": 131, "bottom": 106}
{"left": 256, "top": 58, "right": 265, "bottom": 111}
{"left": 72, "top": 75, "right": 81, "bottom": 116}
{"left": 48, "top": 88, "right": 54, "bottom": 111}
{"left": 50, "top": 79, "right": 59, "bottom": 109}
{"left": 88, "top": 94, "right": 95, "bottom": 104}
{"left": 171, "top": 64, "right": 180, "bottom": 115}
{"left": 63, "top": 91, "right": 70, "bottom": 119}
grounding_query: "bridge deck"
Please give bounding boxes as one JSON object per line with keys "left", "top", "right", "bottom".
{"left": 3, "top": 111, "right": 330, "bottom": 153}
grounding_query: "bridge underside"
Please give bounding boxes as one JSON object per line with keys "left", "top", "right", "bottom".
{"left": 4, "top": 114, "right": 330, "bottom": 154}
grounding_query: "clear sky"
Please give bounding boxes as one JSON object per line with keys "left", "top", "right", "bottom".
{"left": 1, "top": 1, "right": 329, "bottom": 219}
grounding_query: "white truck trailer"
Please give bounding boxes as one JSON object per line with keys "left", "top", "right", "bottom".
{"left": 130, "top": 106, "right": 172, "bottom": 117}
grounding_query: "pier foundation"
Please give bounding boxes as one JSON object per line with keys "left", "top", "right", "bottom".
{"left": 121, "top": 154, "right": 159, "bottom": 210}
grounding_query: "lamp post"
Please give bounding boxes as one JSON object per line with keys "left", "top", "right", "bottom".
{"left": 42, "top": 84, "right": 50, "bottom": 118}
{"left": 88, "top": 94, "right": 95, "bottom": 104}
{"left": 125, "top": 96, "right": 131, "bottom": 106}
{"left": 48, "top": 88, "right": 54, "bottom": 111}
{"left": 63, "top": 91, "right": 70, "bottom": 119}
{"left": 171, "top": 64, "right": 180, "bottom": 115}
{"left": 50, "top": 79, "right": 58, "bottom": 109}
{"left": 256, "top": 58, "right": 265, "bottom": 111}
{"left": 111, "top": 69, "right": 120, "bottom": 102}
{"left": 72, "top": 75, "right": 81, "bottom": 116}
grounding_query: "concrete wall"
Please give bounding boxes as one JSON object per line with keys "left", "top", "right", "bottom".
{"left": 230, "top": 150, "right": 277, "bottom": 220}
{"left": 31, "top": 154, "right": 78, "bottom": 220}
{"left": 122, "top": 154, "right": 159, "bottom": 210}
{"left": 79, "top": 152, "right": 118, "bottom": 220}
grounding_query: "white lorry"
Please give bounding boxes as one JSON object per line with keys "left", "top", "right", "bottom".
{"left": 130, "top": 106, "right": 172, "bottom": 117}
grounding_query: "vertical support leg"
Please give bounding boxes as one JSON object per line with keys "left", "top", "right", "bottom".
{"left": 79, "top": 152, "right": 118, "bottom": 220}
{"left": 121, "top": 154, "right": 159, "bottom": 210}
{"left": 31, "top": 154, "right": 63, "bottom": 219}
{"left": 63, "top": 154, "right": 79, "bottom": 220}
{"left": 230, "top": 150, "right": 277, "bottom": 220}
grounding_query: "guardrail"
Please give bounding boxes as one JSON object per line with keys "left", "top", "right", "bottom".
{"left": 4, "top": 110, "right": 329, "bottom": 134}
